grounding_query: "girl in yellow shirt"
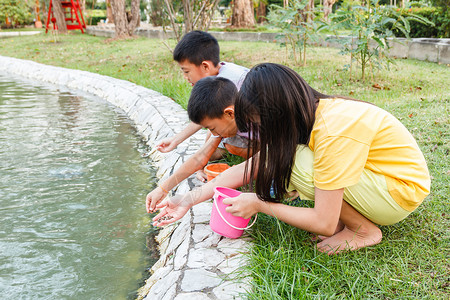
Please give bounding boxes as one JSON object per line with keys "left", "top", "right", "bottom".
{"left": 152, "top": 63, "right": 430, "bottom": 254}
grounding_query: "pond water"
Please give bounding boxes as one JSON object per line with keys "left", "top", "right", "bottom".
{"left": 0, "top": 74, "right": 158, "bottom": 299}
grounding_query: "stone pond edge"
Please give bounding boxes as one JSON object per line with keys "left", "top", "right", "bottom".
{"left": 0, "top": 55, "right": 252, "bottom": 300}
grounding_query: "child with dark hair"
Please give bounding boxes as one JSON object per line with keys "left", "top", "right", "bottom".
{"left": 156, "top": 30, "right": 248, "bottom": 155}
{"left": 173, "top": 30, "right": 220, "bottom": 68}
{"left": 146, "top": 77, "right": 251, "bottom": 213}
{"left": 152, "top": 63, "right": 430, "bottom": 255}
{"left": 146, "top": 31, "right": 249, "bottom": 211}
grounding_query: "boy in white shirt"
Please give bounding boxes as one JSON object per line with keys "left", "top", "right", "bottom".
{"left": 146, "top": 31, "right": 250, "bottom": 212}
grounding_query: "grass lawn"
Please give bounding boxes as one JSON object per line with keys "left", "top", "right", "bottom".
{"left": 0, "top": 31, "right": 448, "bottom": 299}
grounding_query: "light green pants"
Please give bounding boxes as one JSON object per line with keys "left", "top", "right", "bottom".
{"left": 287, "top": 146, "right": 411, "bottom": 225}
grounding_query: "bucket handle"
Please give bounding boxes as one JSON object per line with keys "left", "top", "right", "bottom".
{"left": 214, "top": 197, "right": 258, "bottom": 231}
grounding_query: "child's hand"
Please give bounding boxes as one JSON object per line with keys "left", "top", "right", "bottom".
{"left": 195, "top": 169, "right": 208, "bottom": 183}
{"left": 222, "top": 193, "right": 260, "bottom": 219}
{"left": 152, "top": 194, "right": 194, "bottom": 227}
{"left": 156, "top": 137, "right": 178, "bottom": 153}
{"left": 146, "top": 187, "right": 168, "bottom": 213}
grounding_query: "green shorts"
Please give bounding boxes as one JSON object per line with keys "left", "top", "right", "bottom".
{"left": 287, "top": 146, "right": 411, "bottom": 225}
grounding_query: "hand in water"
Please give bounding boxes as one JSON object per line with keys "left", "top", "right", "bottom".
{"left": 152, "top": 194, "right": 194, "bottom": 227}
{"left": 156, "top": 136, "right": 178, "bottom": 153}
{"left": 146, "top": 186, "right": 168, "bottom": 213}
{"left": 196, "top": 169, "right": 208, "bottom": 183}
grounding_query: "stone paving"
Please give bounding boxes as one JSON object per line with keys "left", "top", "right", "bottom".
{"left": 0, "top": 55, "right": 252, "bottom": 299}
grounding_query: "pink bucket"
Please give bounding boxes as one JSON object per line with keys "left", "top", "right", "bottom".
{"left": 210, "top": 187, "right": 257, "bottom": 239}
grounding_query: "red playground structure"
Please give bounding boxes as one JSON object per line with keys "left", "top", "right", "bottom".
{"left": 45, "top": 0, "right": 86, "bottom": 33}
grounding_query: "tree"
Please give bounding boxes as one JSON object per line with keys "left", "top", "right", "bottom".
{"left": 164, "top": 0, "right": 220, "bottom": 42}
{"left": 323, "top": 0, "right": 336, "bottom": 22}
{"left": 52, "top": 0, "right": 68, "bottom": 33}
{"left": 149, "top": 0, "right": 165, "bottom": 26}
{"left": 256, "top": 0, "right": 268, "bottom": 23}
{"left": 110, "top": 0, "right": 140, "bottom": 38}
{"left": 106, "top": 0, "right": 114, "bottom": 23}
{"left": 231, "top": 0, "right": 255, "bottom": 28}
{"left": 268, "top": 0, "right": 323, "bottom": 66}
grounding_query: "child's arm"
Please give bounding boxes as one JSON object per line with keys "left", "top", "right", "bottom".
{"left": 224, "top": 188, "right": 343, "bottom": 237}
{"left": 146, "top": 135, "right": 222, "bottom": 213}
{"left": 152, "top": 150, "right": 343, "bottom": 236}
{"left": 152, "top": 155, "right": 256, "bottom": 226}
{"left": 156, "top": 122, "right": 203, "bottom": 153}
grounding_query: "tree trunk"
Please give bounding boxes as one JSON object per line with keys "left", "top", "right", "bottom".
{"left": 183, "top": 0, "right": 192, "bottom": 32}
{"left": 52, "top": 0, "right": 68, "bottom": 33}
{"left": 323, "top": 0, "right": 336, "bottom": 22}
{"left": 128, "top": 0, "right": 140, "bottom": 33}
{"left": 306, "top": 0, "right": 314, "bottom": 23}
{"left": 110, "top": 0, "right": 140, "bottom": 38}
{"left": 256, "top": 1, "right": 266, "bottom": 24}
{"left": 106, "top": 0, "right": 114, "bottom": 23}
{"left": 231, "top": 0, "right": 255, "bottom": 28}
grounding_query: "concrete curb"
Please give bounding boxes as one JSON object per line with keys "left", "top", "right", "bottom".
{"left": 86, "top": 25, "right": 450, "bottom": 64}
{"left": 0, "top": 55, "right": 251, "bottom": 300}
{"left": 0, "top": 31, "right": 42, "bottom": 37}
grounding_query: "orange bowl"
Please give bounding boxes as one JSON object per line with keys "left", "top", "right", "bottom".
{"left": 204, "top": 163, "right": 230, "bottom": 182}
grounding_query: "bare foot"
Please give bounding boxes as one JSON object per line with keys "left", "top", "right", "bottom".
{"left": 314, "top": 220, "right": 345, "bottom": 242}
{"left": 316, "top": 225, "right": 382, "bottom": 255}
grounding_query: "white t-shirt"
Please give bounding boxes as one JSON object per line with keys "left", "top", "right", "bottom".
{"left": 217, "top": 62, "right": 249, "bottom": 90}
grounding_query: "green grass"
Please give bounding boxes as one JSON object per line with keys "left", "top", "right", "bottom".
{"left": 0, "top": 31, "right": 448, "bottom": 299}
{"left": 0, "top": 32, "right": 192, "bottom": 107}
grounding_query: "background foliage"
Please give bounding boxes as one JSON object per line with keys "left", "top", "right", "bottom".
{"left": 0, "top": 0, "right": 33, "bottom": 27}
{"left": 392, "top": 7, "right": 450, "bottom": 38}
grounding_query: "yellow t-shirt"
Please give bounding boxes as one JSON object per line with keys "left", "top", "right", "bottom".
{"left": 309, "top": 98, "right": 430, "bottom": 211}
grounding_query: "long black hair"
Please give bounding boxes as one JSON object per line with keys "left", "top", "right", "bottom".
{"left": 235, "top": 63, "right": 332, "bottom": 202}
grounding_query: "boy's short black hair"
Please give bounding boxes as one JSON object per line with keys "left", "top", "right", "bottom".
{"left": 188, "top": 77, "right": 237, "bottom": 124}
{"left": 173, "top": 31, "right": 220, "bottom": 66}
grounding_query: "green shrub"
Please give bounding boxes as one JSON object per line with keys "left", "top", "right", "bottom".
{"left": 268, "top": 0, "right": 325, "bottom": 66}
{"left": 328, "top": 0, "right": 430, "bottom": 81}
{"left": 87, "top": 16, "right": 106, "bottom": 26}
{"left": 0, "top": 0, "right": 33, "bottom": 27}
{"left": 85, "top": 9, "right": 106, "bottom": 26}
{"left": 393, "top": 7, "right": 449, "bottom": 38}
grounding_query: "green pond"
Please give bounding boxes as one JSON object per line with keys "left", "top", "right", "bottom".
{"left": 0, "top": 74, "right": 158, "bottom": 299}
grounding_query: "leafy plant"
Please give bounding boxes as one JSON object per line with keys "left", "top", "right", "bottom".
{"left": 392, "top": 7, "right": 449, "bottom": 38}
{"left": 0, "top": 0, "right": 33, "bottom": 26}
{"left": 328, "top": 0, "right": 434, "bottom": 81}
{"left": 268, "top": 0, "right": 325, "bottom": 66}
{"left": 163, "top": 0, "right": 221, "bottom": 43}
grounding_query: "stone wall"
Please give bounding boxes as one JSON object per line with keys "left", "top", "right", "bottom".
{"left": 0, "top": 56, "right": 251, "bottom": 300}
